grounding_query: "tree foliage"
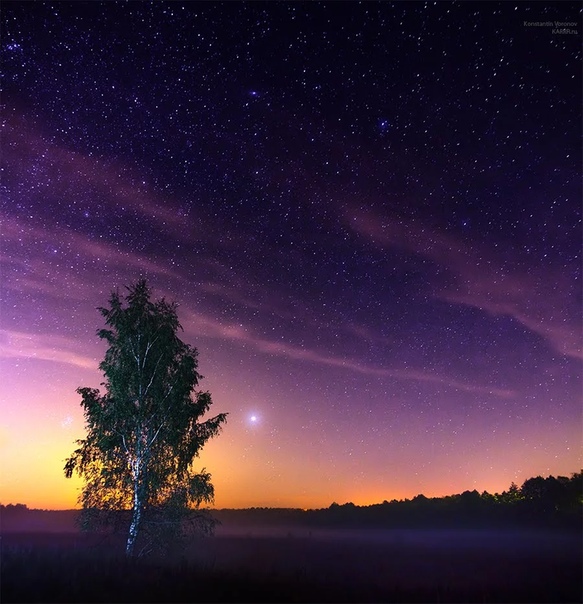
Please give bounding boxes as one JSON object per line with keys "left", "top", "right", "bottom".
{"left": 64, "top": 280, "right": 227, "bottom": 556}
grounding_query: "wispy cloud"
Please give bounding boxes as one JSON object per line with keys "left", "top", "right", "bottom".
{"left": 3, "top": 111, "right": 194, "bottom": 232}
{"left": 346, "top": 207, "right": 581, "bottom": 360}
{"left": 0, "top": 329, "right": 98, "bottom": 369}
{"left": 182, "top": 310, "right": 514, "bottom": 397}
{"left": 2, "top": 215, "right": 182, "bottom": 299}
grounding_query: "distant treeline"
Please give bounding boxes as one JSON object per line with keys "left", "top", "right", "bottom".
{"left": 2, "top": 471, "right": 581, "bottom": 530}
{"left": 318, "top": 471, "right": 582, "bottom": 528}
{"left": 213, "top": 471, "right": 583, "bottom": 529}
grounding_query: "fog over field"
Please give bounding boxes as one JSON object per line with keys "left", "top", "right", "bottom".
{"left": 2, "top": 502, "right": 581, "bottom": 602}
{"left": 3, "top": 523, "right": 581, "bottom": 603}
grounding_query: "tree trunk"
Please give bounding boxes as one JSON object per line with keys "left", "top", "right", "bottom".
{"left": 126, "top": 485, "right": 143, "bottom": 557}
{"left": 126, "top": 451, "right": 145, "bottom": 557}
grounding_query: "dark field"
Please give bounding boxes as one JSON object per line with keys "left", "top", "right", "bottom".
{"left": 2, "top": 524, "right": 581, "bottom": 603}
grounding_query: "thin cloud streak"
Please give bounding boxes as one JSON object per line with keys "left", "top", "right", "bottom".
{"left": 2, "top": 215, "right": 182, "bottom": 296}
{"left": 183, "top": 310, "right": 515, "bottom": 398}
{"left": 3, "top": 112, "right": 192, "bottom": 231}
{"left": 0, "top": 329, "right": 98, "bottom": 370}
{"left": 346, "top": 207, "right": 581, "bottom": 360}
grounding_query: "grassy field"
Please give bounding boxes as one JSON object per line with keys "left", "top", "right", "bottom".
{"left": 2, "top": 526, "right": 581, "bottom": 602}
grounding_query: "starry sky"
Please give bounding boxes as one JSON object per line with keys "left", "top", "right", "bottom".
{"left": 1, "top": 2, "right": 581, "bottom": 510}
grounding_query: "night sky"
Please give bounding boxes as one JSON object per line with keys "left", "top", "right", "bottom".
{"left": 1, "top": 2, "right": 581, "bottom": 510}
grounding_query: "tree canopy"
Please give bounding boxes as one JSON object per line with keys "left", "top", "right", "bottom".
{"left": 65, "top": 280, "right": 227, "bottom": 556}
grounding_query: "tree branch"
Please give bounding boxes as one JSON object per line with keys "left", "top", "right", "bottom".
{"left": 147, "top": 421, "right": 165, "bottom": 449}
{"left": 142, "top": 351, "right": 165, "bottom": 400}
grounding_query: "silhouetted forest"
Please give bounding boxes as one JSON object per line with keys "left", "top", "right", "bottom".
{"left": 212, "top": 471, "right": 582, "bottom": 529}
{"left": 316, "top": 470, "right": 582, "bottom": 528}
{"left": 2, "top": 471, "right": 581, "bottom": 532}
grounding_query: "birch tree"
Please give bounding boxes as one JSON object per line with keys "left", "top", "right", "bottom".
{"left": 64, "top": 280, "right": 227, "bottom": 557}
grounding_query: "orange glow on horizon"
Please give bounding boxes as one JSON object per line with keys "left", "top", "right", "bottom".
{"left": 2, "top": 433, "right": 581, "bottom": 511}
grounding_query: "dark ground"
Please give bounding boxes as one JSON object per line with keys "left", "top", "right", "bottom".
{"left": 2, "top": 524, "right": 581, "bottom": 603}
